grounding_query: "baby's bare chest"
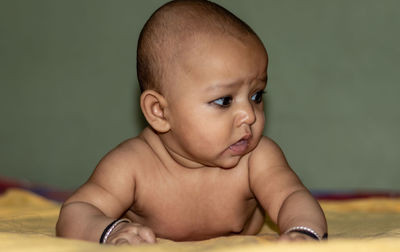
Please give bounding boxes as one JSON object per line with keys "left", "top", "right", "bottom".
{"left": 128, "top": 169, "right": 259, "bottom": 240}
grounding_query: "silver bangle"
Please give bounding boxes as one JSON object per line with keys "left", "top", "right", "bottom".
{"left": 100, "top": 218, "right": 131, "bottom": 244}
{"left": 283, "top": 226, "right": 322, "bottom": 240}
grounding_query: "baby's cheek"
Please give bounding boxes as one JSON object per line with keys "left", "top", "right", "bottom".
{"left": 257, "top": 110, "right": 265, "bottom": 125}
{"left": 254, "top": 115, "right": 265, "bottom": 136}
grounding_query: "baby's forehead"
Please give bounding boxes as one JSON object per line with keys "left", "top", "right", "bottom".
{"left": 156, "top": 18, "right": 261, "bottom": 70}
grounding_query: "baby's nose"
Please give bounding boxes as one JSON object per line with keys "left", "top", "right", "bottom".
{"left": 235, "top": 102, "right": 256, "bottom": 127}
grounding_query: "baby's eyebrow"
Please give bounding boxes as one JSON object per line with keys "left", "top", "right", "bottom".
{"left": 205, "top": 74, "right": 268, "bottom": 92}
{"left": 257, "top": 71, "right": 268, "bottom": 83}
{"left": 205, "top": 80, "right": 242, "bottom": 92}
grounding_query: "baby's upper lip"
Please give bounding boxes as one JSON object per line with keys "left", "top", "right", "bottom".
{"left": 241, "top": 134, "right": 251, "bottom": 141}
{"left": 233, "top": 133, "right": 252, "bottom": 145}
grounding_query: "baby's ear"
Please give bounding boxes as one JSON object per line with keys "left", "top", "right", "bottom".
{"left": 140, "top": 90, "right": 170, "bottom": 133}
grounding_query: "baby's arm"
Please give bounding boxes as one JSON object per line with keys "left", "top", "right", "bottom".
{"left": 56, "top": 145, "right": 156, "bottom": 245}
{"left": 249, "top": 137, "right": 327, "bottom": 241}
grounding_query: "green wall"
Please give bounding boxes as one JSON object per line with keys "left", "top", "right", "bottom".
{"left": 1, "top": 0, "right": 399, "bottom": 191}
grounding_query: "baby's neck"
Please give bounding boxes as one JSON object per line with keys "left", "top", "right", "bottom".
{"left": 140, "top": 127, "right": 212, "bottom": 171}
{"left": 164, "top": 144, "right": 207, "bottom": 169}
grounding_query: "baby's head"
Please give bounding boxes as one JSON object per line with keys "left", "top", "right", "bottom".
{"left": 137, "top": 0, "right": 262, "bottom": 93}
{"left": 137, "top": 0, "right": 268, "bottom": 168}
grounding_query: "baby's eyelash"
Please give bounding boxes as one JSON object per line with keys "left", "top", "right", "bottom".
{"left": 210, "top": 90, "right": 265, "bottom": 108}
{"left": 251, "top": 90, "right": 266, "bottom": 103}
{"left": 210, "top": 96, "right": 232, "bottom": 108}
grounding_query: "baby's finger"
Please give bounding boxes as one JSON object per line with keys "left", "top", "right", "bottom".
{"left": 137, "top": 226, "right": 156, "bottom": 243}
{"left": 278, "top": 232, "right": 311, "bottom": 241}
{"left": 110, "top": 233, "right": 144, "bottom": 245}
{"left": 126, "top": 234, "right": 145, "bottom": 245}
{"left": 114, "top": 238, "right": 129, "bottom": 245}
{"left": 277, "top": 234, "right": 293, "bottom": 241}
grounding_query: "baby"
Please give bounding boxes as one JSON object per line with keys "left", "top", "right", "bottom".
{"left": 56, "top": 0, "right": 327, "bottom": 245}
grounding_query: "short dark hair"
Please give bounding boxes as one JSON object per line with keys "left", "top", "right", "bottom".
{"left": 137, "top": 0, "right": 259, "bottom": 93}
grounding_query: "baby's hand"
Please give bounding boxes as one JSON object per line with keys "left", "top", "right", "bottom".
{"left": 106, "top": 222, "right": 156, "bottom": 245}
{"left": 278, "top": 232, "right": 316, "bottom": 241}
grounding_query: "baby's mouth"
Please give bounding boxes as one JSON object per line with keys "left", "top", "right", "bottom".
{"left": 228, "top": 138, "right": 250, "bottom": 155}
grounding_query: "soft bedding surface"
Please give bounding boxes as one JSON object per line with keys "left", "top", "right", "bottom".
{"left": 0, "top": 188, "right": 400, "bottom": 252}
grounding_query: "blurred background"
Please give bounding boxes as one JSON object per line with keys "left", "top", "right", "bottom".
{"left": 1, "top": 0, "right": 399, "bottom": 191}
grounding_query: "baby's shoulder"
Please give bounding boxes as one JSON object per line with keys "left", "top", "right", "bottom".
{"left": 95, "top": 129, "right": 159, "bottom": 172}
{"left": 252, "top": 136, "right": 283, "bottom": 155}
{"left": 248, "top": 136, "right": 288, "bottom": 169}
{"left": 113, "top": 134, "right": 154, "bottom": 158}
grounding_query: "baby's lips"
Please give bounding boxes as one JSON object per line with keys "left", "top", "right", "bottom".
{"left": 229, "top": 139, "right": 249, "bottom": 154}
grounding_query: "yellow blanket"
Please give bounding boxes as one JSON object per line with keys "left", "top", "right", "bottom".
{"left": 1, "top": 188, "right": 400, "bottom": 252}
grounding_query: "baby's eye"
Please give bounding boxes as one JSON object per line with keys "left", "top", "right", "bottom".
{"left": 251, "top": 90, "right": 265, "bottom": 104}
{"left": 212, "top": 96, "right": 233, "bottom": 107}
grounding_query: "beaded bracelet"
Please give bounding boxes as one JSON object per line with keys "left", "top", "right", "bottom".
{"left": 283, "top": 226, "right": 328, "bottom": 241}
{"left": 99, "top": 218, "right": 131, "bottom": 244}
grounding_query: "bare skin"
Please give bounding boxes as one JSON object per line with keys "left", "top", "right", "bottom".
{"left": 57, "top": 29, "right": 327, "bottom": 245}
{"left": 57, "top": 128, "right": 325, "bottom": 244}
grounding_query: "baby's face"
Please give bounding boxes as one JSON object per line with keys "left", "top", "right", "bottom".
{"left": 163, "top": 34, "right": 268, "bottom": 168}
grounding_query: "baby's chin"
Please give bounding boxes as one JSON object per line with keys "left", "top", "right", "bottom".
{"left": 204, "top": 152, "right": 251, "bottom": 169}
{"left": 175, "top": 144, "right": 256, "bottom": 169}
